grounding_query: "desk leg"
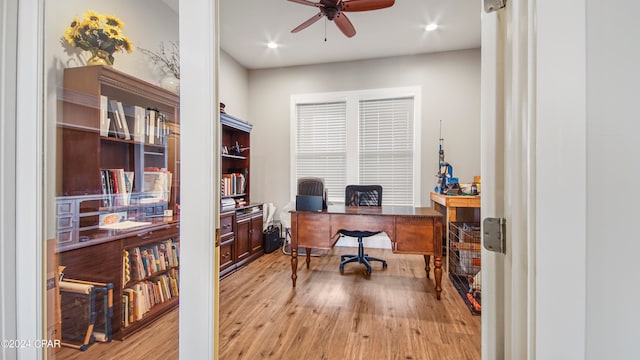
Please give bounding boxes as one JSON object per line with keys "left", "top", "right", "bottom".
{"left": 306, "top": 248, "right": 311, "bottom": 269}
{"left": 291, "top": 247, "right": 298, "bottom": 287}
{"left": 423, "top": 255, "right": 431, "bottom": 279}
{"left": 434, "top": 256, "right": 442, "bottom": 300}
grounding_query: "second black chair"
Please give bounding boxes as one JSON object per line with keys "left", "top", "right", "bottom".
{"left": 339, "top": 185, "right": 387, "bottom": 275}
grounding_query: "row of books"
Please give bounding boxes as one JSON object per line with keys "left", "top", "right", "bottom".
{"left": 221, "top": 172, "right": 246, "bottom": 197}
{"left": 126, "top": 239, "right": 180, "bottom": 283}
{"left": 121, "top": 269, "right": 179, "bottom": 328}
{"left": 99, "top": 96, "right": 169, "bottom": 145}
{"left": 100, "top": 168, "right": 134, "bottom": 207}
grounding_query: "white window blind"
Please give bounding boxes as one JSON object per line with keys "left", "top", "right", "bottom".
{"left": 295, "top": 102, "right": 347, "bottom": 201}
{"left": 359, "top": 97, "right": 414, "bottom": 206}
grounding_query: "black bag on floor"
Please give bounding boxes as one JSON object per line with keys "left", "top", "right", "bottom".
{"left": 263, "top": 225, "right": 282, "bottom": 254}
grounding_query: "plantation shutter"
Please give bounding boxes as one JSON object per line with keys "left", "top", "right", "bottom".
{"left": 295, "top": 101, "right": 347, "bottom": 201}
{"left": 358, "top": 97, "right": 414, "bottom": 206}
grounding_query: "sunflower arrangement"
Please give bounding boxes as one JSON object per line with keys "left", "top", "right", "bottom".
{"left": 63, "top": 10, "right": 133, "bottom": 65}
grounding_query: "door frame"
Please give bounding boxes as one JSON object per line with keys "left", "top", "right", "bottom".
{"left": 481, "top": 0, "right": 589, "bottom": 358}
{"left": 178, "top": 0, "right": 220, "bottom": 358}
{"left": 481, "top": 1, "right": 536, "bottom": 358}
{"left": 8, "top": 0, "right": 221, "bottom": 358}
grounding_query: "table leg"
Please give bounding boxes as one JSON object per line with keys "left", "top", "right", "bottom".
{"left": 291, "top": 247, "right": 298, "bottom": 287}
{"left": 445, "top": 207, "right": 456, "bottom": 274}
{"left": 423, "top": 255, "right": 431, "bottom": 279}
{"left": 434, "top": 256, "right": 442, "bottom": 300}
{"left": 306, "top": 248, "right": 311, "bottom": 269}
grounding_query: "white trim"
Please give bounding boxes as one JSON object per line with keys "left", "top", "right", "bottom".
{"left": 179, "top": 0, "right": 219, "bottom": 358}
{"left": 15, "top": 0, "right": 45, "bottom": 358}
{"left": 290, "top": 86, "right": 422, "bottom": 205}
{"left": 480, "top": 8, "right": 505, "bottom": 360}
{"left": 0, "top": 0, "right": 19, "bottom": 357}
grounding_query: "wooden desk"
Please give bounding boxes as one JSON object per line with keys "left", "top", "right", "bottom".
{"left": 290, "top": 205, "right": 444, "bottom": 299}
{"left": 430, "top": 192, "right": 481, "bottom": 272}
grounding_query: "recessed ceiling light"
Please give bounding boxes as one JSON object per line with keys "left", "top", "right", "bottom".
{"left": 425, "top": 23, "right": 438, "bottom": 32}
{"left": 267, "top": 41, "right": 278, "bottom": 49}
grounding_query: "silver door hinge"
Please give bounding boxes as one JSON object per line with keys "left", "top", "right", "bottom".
{"left": 483, "top": 217, "right": 506, "bottom": 254}
{"left": 484, "top": 0, "right": 507, "bottom": 13}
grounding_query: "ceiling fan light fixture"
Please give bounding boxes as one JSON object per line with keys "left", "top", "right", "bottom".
{"left": 425, "top": 23, "right": 439, "bottom": 32}
{"left": 267, "top": 41, "right": 279, "bottom": 49}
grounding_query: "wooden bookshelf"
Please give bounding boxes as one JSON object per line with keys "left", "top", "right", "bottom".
{"left": 219, "top": 113, "right": 263, "bottom": 278}
{"left": 56, "top": 65, "right": 180, "bottom": 340}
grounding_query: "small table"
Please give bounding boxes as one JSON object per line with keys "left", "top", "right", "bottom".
{"left": 430, "top": 192, "right": 481, "bottom": 273}
{"left": 289, "top": 205, "right": 444, "bottom": 299}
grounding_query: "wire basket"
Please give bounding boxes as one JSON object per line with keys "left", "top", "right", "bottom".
{"left": 448, "top": 222, "right": 481, "bottom": 315}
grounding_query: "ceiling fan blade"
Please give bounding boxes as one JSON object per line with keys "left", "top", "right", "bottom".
{"left": 334, "top": 13, "right": 356, "bottom": 38}
{"left": 341, "top": 0, "right": 395, "bottom": 12}
{"left": 288, "top": 0, "right": 324, "bottom": 8}
{"left": 291, "top": 12, "right": 325, "bottom": 33}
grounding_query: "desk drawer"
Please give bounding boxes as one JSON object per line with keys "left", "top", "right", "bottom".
{"left": 220, "top": 213, "right": 234, "bottom": 236}
{"left": 393, "top": 216, "right": 438, "bottom": 255}
{"left": 292, "top": 213, "right": 331, "bottom": 249}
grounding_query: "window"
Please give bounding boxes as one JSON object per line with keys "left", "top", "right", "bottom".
{"left": 359, "top": 97, "right": 415, "bottom": 205}
{"left": 291, "top": 87, "right": 421, "bottom": 206}
{"left": 294, "top": 101, "right": 347, "bottom": 201}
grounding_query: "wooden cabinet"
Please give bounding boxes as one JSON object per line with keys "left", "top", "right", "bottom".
{"left": 220, "top": 205, "right": 263, "bottom": 278}
{"left": 219, "top": 112, "right": 264, "bottom": 277}
{"left": 56, "top": 66, "right": 180, "bottom": 339}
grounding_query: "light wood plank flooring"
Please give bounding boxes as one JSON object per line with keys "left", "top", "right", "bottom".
{"left": 57, "top": 247, "right": 480, "bottom": 360}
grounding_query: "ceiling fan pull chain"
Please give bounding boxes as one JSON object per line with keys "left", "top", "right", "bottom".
{"left": 324, "top": 17, "right": 327, "bottom": 42}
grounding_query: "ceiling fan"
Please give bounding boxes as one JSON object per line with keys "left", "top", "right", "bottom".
{"left": 289, "top": 0, "right": 395, "bottom": 38}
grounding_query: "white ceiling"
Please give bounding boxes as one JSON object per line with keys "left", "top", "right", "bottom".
{"left": 165, "top": 0, "right": 481, "bottom": 70}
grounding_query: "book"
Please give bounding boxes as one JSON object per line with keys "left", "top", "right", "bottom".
{"left": 133, "top": 105, "right": 146, "bottom": 143}
{"left": 108, "top": 100, "right": 126, "bottom": 139}
{"left": 99, "top": 95, "right": 110, "bottom": 137}
{"left": 116, "top": 101, "right": 131, "bottom": 140}
{"left": 148, "top": 109, "right": 156, "bottom": 144}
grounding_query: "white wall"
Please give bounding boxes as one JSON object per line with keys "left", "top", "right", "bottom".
{"left": 220, "top": 50, "right": 249, "bottom": 120}
{"left": 535, "top": 0, "right": 587, "bottom": 358}
{"left": 585, "top": 1, "right": 640, "bottom": 358}
{"left": 45, "top": 1, "right": 179, "bottom": 85}
{"left": 246, "top": 49, "right": 481, "bottom": 215}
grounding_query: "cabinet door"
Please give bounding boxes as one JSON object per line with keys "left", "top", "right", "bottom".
{"left": 236, "top": 217, "right": 251, "bottom": 262}
{"left": 250, "top": 215, "right": 263, "bottom": 253}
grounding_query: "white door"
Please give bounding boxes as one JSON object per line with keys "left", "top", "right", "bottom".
{"left": 481, "top": 1, "right": 534, "bottom": 358}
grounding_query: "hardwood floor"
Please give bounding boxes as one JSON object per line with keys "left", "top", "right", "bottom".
{"left": 57, "top": 247, "right": 480, "bottom": 360}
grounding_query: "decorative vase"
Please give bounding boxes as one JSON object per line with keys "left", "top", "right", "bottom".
{"left": 160, "top": 75, "right": 180, "bottom": 94}
{"left": 87, "top": 49, "right": 113, "bottom": 66}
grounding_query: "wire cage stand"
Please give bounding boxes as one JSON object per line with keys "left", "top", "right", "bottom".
{"left": 448, "top": 222, "right": 482, "bottom": 315}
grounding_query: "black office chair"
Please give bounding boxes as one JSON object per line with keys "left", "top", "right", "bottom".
{"left": 297, "top": 177, "right": 325, "bottom": 197}
{"left": 339, "top": 185, "right": 387, "bottom": 275}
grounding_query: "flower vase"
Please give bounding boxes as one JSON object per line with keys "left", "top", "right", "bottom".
{"left": 160, "top": 75, "right": 180, "bottom": 94}
{"left": 87, "top": 49, "right": 113, "bottom": 66}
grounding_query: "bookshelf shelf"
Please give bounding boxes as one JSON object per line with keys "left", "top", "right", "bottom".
{"left": 57, "top": 66, "right": 180, "bottom": 341}
{"left": 222, "top": 153, "right": 247, "bottom": 160}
